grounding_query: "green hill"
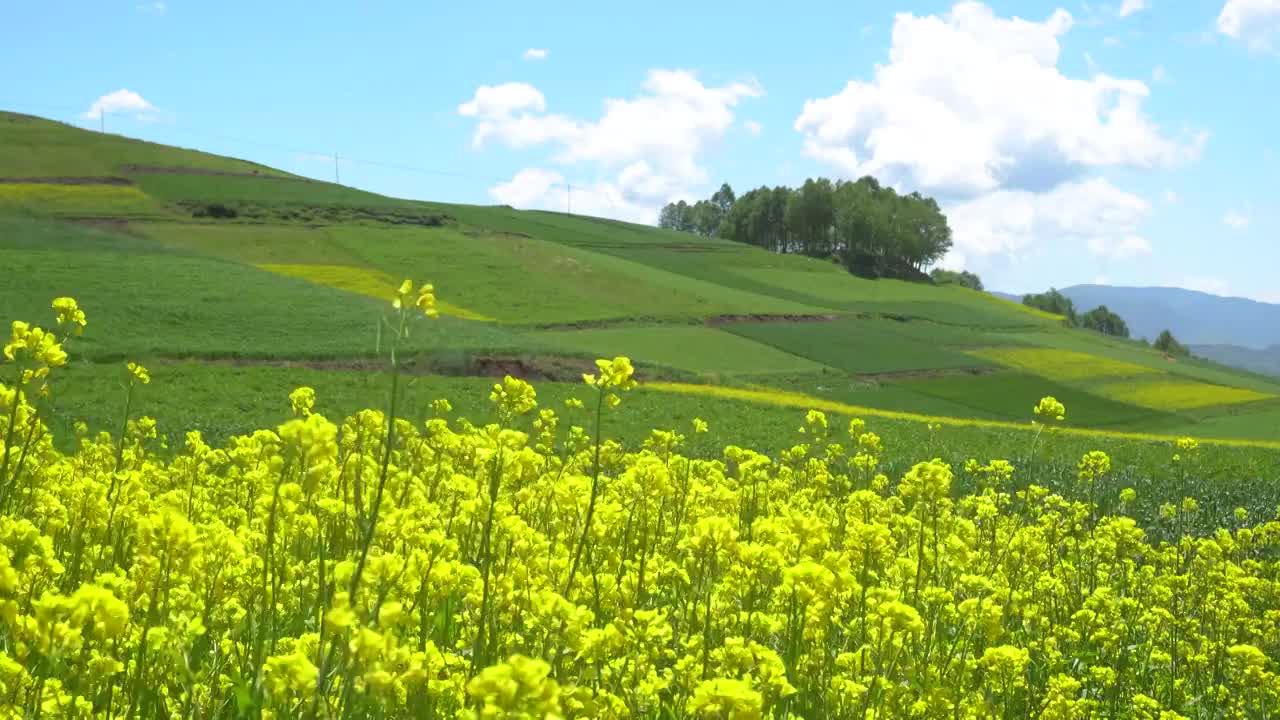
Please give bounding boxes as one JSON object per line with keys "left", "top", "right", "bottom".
{"left": 4, "top": 109, "right": 1280, "bottom": 445}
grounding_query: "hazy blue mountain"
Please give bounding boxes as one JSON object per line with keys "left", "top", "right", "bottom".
{"left": 989, "top": 291, "right": 1023, "bottom": 304}
{"left": 992, "top": 285, "right": 1280, "bottom": 348}
{"left": 1191, "top": 345, "right": 1280, "bottom": 377}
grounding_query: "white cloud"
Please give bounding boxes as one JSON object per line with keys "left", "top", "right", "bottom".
{"left": 488, "top": 167, "right": 657, "bottom": 223}
{"left": 1223, "top": 209, "right": 1251, "bottom": 230}
{"left": 1103, "top": 35, "right": 1123, "bottom": 46}
{"left": 489, "top": 168, "right": 563, "bottom": 208}
{"left": 462, "top": 70, "right": 763, "bottom": 222}
{"left": 795, "top": 2, "right": 1201, "bottom": 199}
{"left": 1218, "top": 0, "right": 1280, "bottom": 51}
{"left": 1119, "top": 0, "right": 1149, "bottom": 18}
{"left": 136, "top": 1, "right": 165, "bottom": 13}
{"left": 744, "top": 120, "right": 763, "bottom": 136}
{"left": 458, "top": 82, "right": 546, "bottom": 119}
{"left": 1151, "top": 64, "right": 1168, "bottom": 82}
{"left": 523, "top": 48, "right": 548, "bottom": 61}
{"left": 1087, "top": 233, "right": 1152, "bottom": 259}
{"left": 946, "top": 177, "right": 1152, "bottom": 260}
{"left": 1181, "top": 276, "right": 1230, "bottom": 295}
{"left": 1162, "top": 188, "right": 1180, "bottom": 204}
{"left": 82, "top": 89, "right": 158, "bottom": 120}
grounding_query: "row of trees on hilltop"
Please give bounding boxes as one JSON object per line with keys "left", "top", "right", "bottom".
{"left": 929, "top": 268, "right": 984, "bottom": 291}
{"left": 1023, "top": 289, "right": 1133, "bottom": 337}
{"left": 659, "top": 178, "right": 953, "bottom": 281}
{"left": 1022, "top": 288, "right": 1191, "bottom": 355}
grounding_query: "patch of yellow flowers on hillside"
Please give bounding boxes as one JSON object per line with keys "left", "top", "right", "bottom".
{"left": 0, "top": 294, "right": 1278, "bottom": 718}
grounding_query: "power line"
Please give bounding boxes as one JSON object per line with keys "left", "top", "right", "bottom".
{"left": 2, "top": 102, "right": 598, "bottom": 203}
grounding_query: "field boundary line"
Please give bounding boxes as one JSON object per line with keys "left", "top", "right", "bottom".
{"left": 645, "top": 381, "right": 1280, "bottom": 449}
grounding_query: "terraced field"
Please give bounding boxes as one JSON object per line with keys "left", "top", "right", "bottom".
{"left": 4, "top": 109, "right": 1280, "bottom": 445}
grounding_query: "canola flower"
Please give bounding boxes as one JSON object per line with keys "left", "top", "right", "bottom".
{"left": 1034, "top": 396, "right": 1067, "bottom": 423}
{"left": 0, "top": 299, "right": 1278, "bottom": 718}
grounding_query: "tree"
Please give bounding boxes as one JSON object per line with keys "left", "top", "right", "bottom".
{"left": 685, "top": 175, "right": 953, "bottom": 282}
{"left": 1154, "top": 329, "right": 1189, "bottom": 356}
{"left": 657, "top": 200, "right": 695, "bottom": 233}
{"left": 710, "top": 183, "right": 736, "bottom": 216}
{"left": 930, "top": 268, "right": 984, "bottom": 291}
{"left": 1022, "top": 288, "right": 1078, "bottom": 325}
{"left": 689, "top": 200, "right": 722, "bottom": 237}
{"left": 1080, "top": 305, "right": 1131, "bottom": 338}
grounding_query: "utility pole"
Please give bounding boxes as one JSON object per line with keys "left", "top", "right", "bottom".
{"left": 334, "top": 153, "right": 341, "bottom": 185}
{"left": 566, "top": 183, "right": 571, "bottom": 216}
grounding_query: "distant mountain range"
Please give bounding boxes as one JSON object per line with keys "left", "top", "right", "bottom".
{"left": 991, "top": 285, "right": 1280, "bottom": 376}
{"left": 1187, "top": 345, "right": 1280, "bottom": 377}
{"left": 993, "top": 285, "right": 1280, "bottom": 348}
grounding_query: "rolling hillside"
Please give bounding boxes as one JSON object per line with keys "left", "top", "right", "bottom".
{"left": 4, "top": 109, "right": 1280, "bottom": 443}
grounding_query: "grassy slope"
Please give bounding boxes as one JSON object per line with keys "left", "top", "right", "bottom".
{"left": 4, "top": 110, "right": 1280, "bottom": 441}
{"left": 0, "top": 112, "right": 289, "bottom": 177}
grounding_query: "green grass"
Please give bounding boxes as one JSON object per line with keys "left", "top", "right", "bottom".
{"left": 833, "top": 317, "right": 1015, "bottom": 347}
{"left": 128, "top": 172, "right": 425, "bottom": 209}
{"left": 724, "top": 317, "right": 996, "bottom": 374}
{"left": 0, "top": 111, "right": 288, "bottom": 178}
{"left": 891, "top": 371, "right": 1176, "bottom": 428}
{"left": 137, "top": 221, "right": 825, "bottom": 324}
{"left": 325, "top": 225, "right": 824, "bottom": 323}
{"left": 578, "top": 244, "right": 1050, "bottom": 327}
{"left": 530, "top": 326, "right": 831, "bottom": 376}
{"left": 760, "top": 374, "right": 1010, "bottom": 420}
{"left": 0, "top": 217, "right": 536, "bottom": 360}
{"left": 1163, "top": 406, "right": 1280, "bottom": 439}
{"left": 138, "top": 222, "right": 367, "bottom": 265}
{"left": 401, "top": 202, "right": 1048, "bottom": 328}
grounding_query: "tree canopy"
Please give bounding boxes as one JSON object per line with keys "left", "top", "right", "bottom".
{"left": 1154, "top": 329, "right": 1190, "bottom": 356}
{"left": 1079, "top": 305, "right": 1131, "bottom": 338}
{"left": 659, "top": 177, "right": 953, "bottom": 281}
{"left": 1022, "top": 289, "right": 1078, "bottom": 324}
{"left": 930, "top": 268, "right": 984, "bottom": 291}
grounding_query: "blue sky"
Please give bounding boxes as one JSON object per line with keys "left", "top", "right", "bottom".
{"left": 4, "top": 0, "right": 1278, "bottom": 300}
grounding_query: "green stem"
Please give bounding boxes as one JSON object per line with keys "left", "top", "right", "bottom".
{"left": 113, "top": 380, "right": 135, "bottom": 475}
{"left": 0, "top": 368, "right": 26, "bottom": 503}
{"left": 472, "top": 446, "right": 504, "bottom": 674}
{"left": 564, "top": 389, "right": 605, "bottom": 596}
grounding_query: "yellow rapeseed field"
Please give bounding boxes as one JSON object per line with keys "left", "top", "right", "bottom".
{"left": 1098, "top": 379, "right": 1274, "bottom": 411}
{"left": 0, "top": 183, "right": 159, "bottom": 215}
{"left": 257, "top": 263, "right": 493, "bottom": 321}
{"left": 967, "top": 347, "right": 1157, "bottom": 381}
{"left": 1, "top": 294, "right": 1279, "bottom": 718}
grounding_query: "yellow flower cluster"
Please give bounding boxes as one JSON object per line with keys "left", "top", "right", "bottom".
{"left": 126, "top": 361, "right": 150, "bottom": 385}
{"left": 1, "top": 302, "right": 1279, "bottom": 718}
{"left": 1034, "top": 395, "right": 1067, "bottom": 422}
{"left": 392, "top": 279, "right": 438, "bottom": 318}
